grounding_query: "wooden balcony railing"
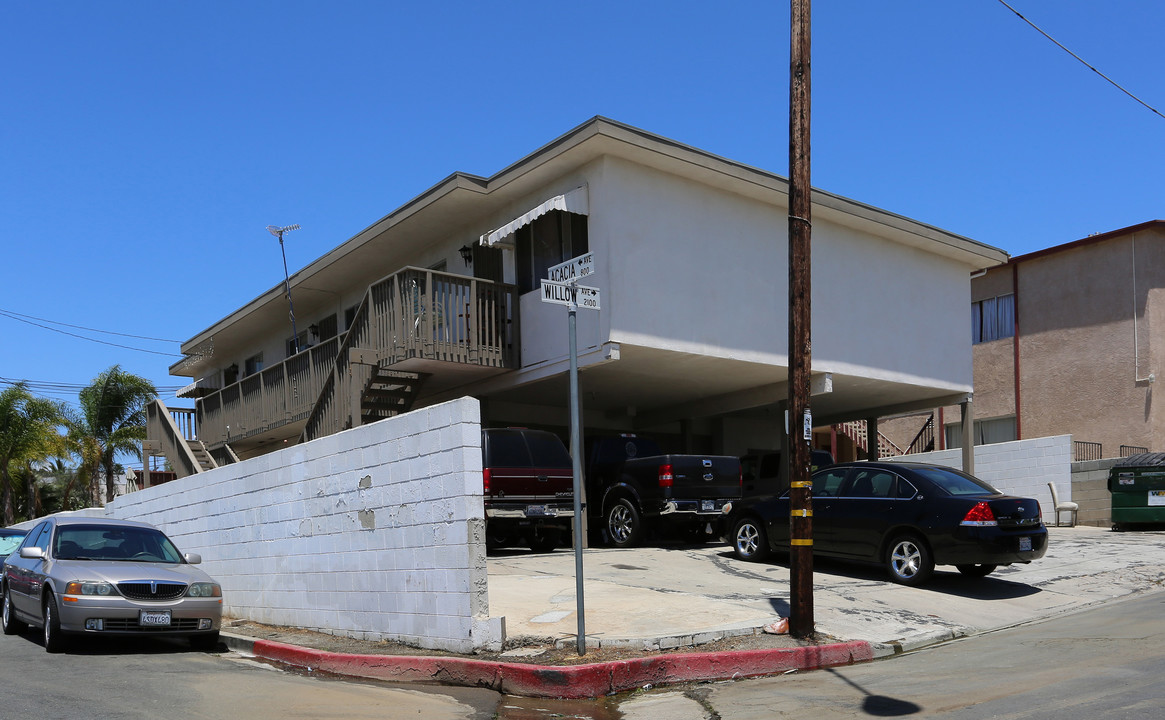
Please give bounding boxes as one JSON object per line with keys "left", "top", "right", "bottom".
{"left": 196, "top": 337, "right": 341, "bottom": 447}
{"left": 301, "top": 267, "right": 517, "bottom": 442}
{"left": 190, "top": 267, "right": 517, "bottom": 451}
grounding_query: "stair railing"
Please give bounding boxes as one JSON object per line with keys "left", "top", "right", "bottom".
{"left": 834, "top": 420, "right": 903, "bottom": 458}
{"left": 906, "top": 416, "right": 935, "bottom": 455}
{"left": 145, "top": 400, "right": 202, "bottom": 479}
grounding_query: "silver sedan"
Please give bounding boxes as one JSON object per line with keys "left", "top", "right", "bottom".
{"left": 2, "top": 516, "right": 222, "bottom": 652}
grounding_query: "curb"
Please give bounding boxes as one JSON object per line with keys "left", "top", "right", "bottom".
{"left": 223, "top": 632, "right": 875, "bottom": 699}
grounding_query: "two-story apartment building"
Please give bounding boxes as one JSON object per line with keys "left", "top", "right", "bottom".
{"left": 146, "top": 117, "right": 1007, "bottom": 478}
{"left": 930, "top": 220, "right": 1164, "bottom": 460}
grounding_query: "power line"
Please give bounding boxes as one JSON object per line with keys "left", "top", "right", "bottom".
{"left": 0, "top": 377, "right": 187, "bottom": 397}
{"left": 0, "top": 310, "right": 183, "bottom": 357}
{"left": 0, "top": 308, "right": 182, "bottom": 343}
{"left": 997, "top": 0, "right": 1165, "bottom": 121}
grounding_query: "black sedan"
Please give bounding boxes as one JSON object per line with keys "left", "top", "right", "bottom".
{"left": 723, "top": 461, "right": 1048, "bottom": 585}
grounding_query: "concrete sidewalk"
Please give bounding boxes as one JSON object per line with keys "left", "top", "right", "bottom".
{"left": 486, "top": 526, "right": 1165, "bottom": 653}
{"left": 223, "top": 526, "right": 1165, "bottom": 697}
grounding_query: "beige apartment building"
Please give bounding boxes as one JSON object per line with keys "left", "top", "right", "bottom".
{"left": 877, "top": 220, "right": 1164, "bottom": 462}
{"left": 147, "top": 117, "right": 1002, "bottom": 478}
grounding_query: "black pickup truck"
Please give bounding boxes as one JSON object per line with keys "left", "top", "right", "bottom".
{"left": 481, "top": 428, "right": 574, "bottom": 552}
{"left": 586, "top": 434, "right": 741, "bottom": 547}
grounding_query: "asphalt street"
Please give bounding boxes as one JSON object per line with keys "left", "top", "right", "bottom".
{"left": 674, "top": 587, "right": 1165, "bottom": 719}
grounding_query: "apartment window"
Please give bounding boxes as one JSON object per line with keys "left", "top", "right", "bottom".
{"left": 344, "top": 305, "right": 357, "bottom": 331}
{"left": 474, "top": 244, "right": 504, "bottom": 283}
{"left": 945, "top": 416, "right": 1017, "bottom": 448}
{"left": 972, "top": 294, "right": 1015, "bottom": 344}
{"left": 244, "top": 353, "right": 264, "bottom": 377}
{"left": 314, "top": 314, "right": 338, "bottom": 342}
{"left": 515, "top": 210, "right": 588, "bottom": 294}
{"left": 286, "top": 332, "right": 308, "bottom": 357}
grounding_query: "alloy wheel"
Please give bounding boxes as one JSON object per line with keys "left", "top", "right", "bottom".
{"left": 609, "top": 505, "right": 632, "bottom": 544}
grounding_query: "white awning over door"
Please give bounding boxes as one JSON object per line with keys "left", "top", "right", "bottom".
{"left": 479, "top": 185, "right": 588, "bottom": 247}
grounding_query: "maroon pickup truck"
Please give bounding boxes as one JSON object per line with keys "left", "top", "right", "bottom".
{"left": 482, "top": 428, "right": 575, "bottom": 552}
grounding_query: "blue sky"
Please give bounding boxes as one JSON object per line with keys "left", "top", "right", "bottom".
{"left": 2, "top": 1, "right": 1162, "bottom": 407}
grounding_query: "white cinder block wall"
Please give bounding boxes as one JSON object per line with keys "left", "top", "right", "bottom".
{"left": 891, "top": 435, "right": 1072, "bottom": 525}
{"left": 108, "top": 397, "right": 503, "bottom": 653}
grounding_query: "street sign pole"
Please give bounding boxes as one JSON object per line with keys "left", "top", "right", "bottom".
{"left": 540, "top": 255, "right": 601, "bottom": 656}
{"left": 567, "top": 296, "right": 586, "bottom": 656}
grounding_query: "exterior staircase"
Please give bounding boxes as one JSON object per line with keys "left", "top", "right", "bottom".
{"left": 906, "top": 416, "right": 936, "bottom": 455}
{"left": 361, "top": 369, "right": 427, "bottom": 424}
{"left": 834, "top": 421, "right": 903, "bottom": 459}
{"left": 188, "top": 440, "right": 218, "bottom": 472}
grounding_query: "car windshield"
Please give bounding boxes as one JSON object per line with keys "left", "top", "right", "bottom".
{"left": 0, "top": 533, "right": 24, "bottom": 556}
{"left": 912, "top": 467, "right": 1002, "bottom": 496}
{"left": 53, "top": 525, "right": 184, "bottom": 563}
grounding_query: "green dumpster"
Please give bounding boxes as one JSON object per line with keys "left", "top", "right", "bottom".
{"left": 1109, "top": 453, "right": 1165, "bottom": 530}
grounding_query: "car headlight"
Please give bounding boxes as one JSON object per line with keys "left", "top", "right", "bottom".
{"left": 187, "top": 582, "right": 222, "bottom": 598}
{"left": 65, "top": 581, "right": 115, "bottom": 596}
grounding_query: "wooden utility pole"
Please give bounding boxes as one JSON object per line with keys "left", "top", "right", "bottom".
{"left": 787, "top": 0, "right": 814, "bottom": 639}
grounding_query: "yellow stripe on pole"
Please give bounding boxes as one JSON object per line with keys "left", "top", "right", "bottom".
{"left": 790, "top": 509, "right": 812, "bottom": 517}
{"left": 790, "top": 481, "right": 812, "bottom": 488}
{"left": 790, "top": 539, "right": 813, "bottom": 546}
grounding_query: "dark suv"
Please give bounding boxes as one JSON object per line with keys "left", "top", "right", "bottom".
{"left": 481, "top": 428, "right": 575, "bottom": 552}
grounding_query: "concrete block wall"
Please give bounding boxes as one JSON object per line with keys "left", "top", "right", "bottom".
{"left": 1070, "top": 458, "right": 1118, "bottom": 527}
{"left": 108, "top": 397, "right": 502, "bottom": 653}
{"left": 891, "top": 435, "right": 1072, "bottom": 526}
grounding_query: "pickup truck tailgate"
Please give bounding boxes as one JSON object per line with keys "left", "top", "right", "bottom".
{"left": 659, "top": 455, "right": 741, "bottom": 496}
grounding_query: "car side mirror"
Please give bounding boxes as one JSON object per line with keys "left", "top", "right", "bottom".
{"left": 19, "top": 547, "right": 45, "bottom": 560}
{"left": 184, "top": 553, "right": 202, "bottom": 565}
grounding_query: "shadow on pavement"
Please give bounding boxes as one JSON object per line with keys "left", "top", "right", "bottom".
{"left": 8, "top": 628, "right": 219, "bottom": 656}
{"left": 713, "top": 549, "right": 1041, "bottom": 601}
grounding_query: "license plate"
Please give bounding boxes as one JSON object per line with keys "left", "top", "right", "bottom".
{"left": 1018, "top": 536, "right": 1032, "bottom": 552}
{"left": 1149, "top": 490, "right": 1165, "bottom": 507}
{"left": 525, "top": 505, "right": 553, "bottom": 517}
{"left": 700, "top": 500, "right": 715, "bottom": 512}
{"left": 139, "top": 610, "right": 172, "bottom": 627}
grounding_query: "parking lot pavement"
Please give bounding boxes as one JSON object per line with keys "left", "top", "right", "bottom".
{"left": 486, "top": 526, "right": 1165, "bottom": 652}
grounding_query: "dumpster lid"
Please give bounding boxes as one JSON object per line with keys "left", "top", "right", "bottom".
{"left": 1113, "top": 452, "right": 1165, "bottom": 468}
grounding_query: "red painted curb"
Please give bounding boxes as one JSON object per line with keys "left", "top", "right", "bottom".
{"left": 249, "top": 638, "right": 875, "bottom": 699}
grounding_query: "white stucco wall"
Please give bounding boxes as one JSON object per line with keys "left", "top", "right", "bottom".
{"left": 890, "top": 435, "right": 1073, "bottom": 525}
{"left": 108, "top": 397, "right": 502, "bottom": 653}
{"left": 513, "top": 157, "right": 975, "bottom": 390}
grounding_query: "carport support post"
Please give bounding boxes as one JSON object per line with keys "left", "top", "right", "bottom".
{"left": 568, "top": 301, "right": 587, "bottom": 656}
{"left": 961, "top": 397, "right": 975, "bottom": 475}
{"left": 787, "top": 0, "right": 814, "bottom": 639}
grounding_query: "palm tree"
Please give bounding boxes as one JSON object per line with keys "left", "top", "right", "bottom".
{"left": 34, "top": 458, "right": 88, "bottom": 516}
{"left": 71, "top": 366, "right": 157, "bottom": 505}
{"left": 0, "top": 382, "right": 65, "bottom": 525}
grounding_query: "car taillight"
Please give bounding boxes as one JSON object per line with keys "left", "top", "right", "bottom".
{"left": 483, "top": 468, "right": 491, "bottom": 494}
{"left": 960, "top": 501, "right": 998, "bottom": 527}
{"left": 658, "top": 464, "right": 674, "bottom": 488}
